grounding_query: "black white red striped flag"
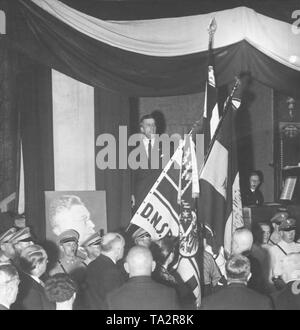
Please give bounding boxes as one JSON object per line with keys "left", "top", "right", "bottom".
{"left": 198, "top": 84, "right": 244, "bottom": 273}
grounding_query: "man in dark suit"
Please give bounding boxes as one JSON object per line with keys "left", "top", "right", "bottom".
{"left": 0, "top": 264, "right": 20, "bottom": 310}
{"left": 14, "top": 270, "right": 54, "bottom": 310}
{"left": 131, "top": 114, "right": 165, "bottom": 212}
{"left": 84, "top": 232, "right": 126, "bottom": 309}
{"left": 231, "top": 227, "right": 269, "bottom": 294}
{"left": 201, "top": 254, "right": 273, "bottom": 310}
{"left": 271, "top": 253, "right": 300, "bottom": 310}
{"left": 242, "top": 170, "right": 264, "bottom": 206}
{"left": 106, "top": 245, "right": 180, "bottom": 310}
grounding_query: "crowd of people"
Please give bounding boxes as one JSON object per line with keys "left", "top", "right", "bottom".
{"left": 0, "top": 206, "right": 300, "bottom": 310}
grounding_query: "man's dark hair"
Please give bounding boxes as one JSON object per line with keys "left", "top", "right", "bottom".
{"left": 226, "top": 254, "right": 251, "bottom": 282}
{"left": 139, "top": 114, "right": 156, "bottom": 126}
{"left": 252, "top": 222, "right": 270, "bottom": 244}
{"left": 44, "top": 273, "right": 77, "bottom": 303}
{"left": 249, "top": 170, "right": 264, "bottom": 184}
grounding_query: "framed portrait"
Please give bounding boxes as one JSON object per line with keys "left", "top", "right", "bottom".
{"left": 45, "top": 191, "right": 107, "bottom": 245}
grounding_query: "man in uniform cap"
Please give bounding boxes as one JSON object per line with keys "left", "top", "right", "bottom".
{"left": 81, "top": 232, "right": 102, "bottom": 265}
{"left": 271, "top": 252, "right": 300, "bottom": 309}
{"left": 133, "top": 228, "right": 152, "bottom": 248}
{"left": 50, "top": 229, "right": 87, "bottom": 277}
{"left": 268, "top": 210, "right": 289, "bottom": 245}
{"left": 268, "top": 218, "right": 300, "bottom": 290}
{"left": 0, "top": 228, "right": 17, "bottom": 262}
{"left": 9, "top": 227, "right": 34, "bottom": 253}
{"left": 50, "top": 229, "right": 87, "bottom": 309}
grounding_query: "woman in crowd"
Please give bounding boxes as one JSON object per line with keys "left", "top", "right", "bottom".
{"left": 44, "top": 273, "right": 77, "bottom": 310}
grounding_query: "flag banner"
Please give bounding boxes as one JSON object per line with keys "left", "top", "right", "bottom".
{"left": 203, "top": 18, "right": 219, "bottom": 154}
{"left": 130, "top": 135, "right": 201, "bottom": 307}
{"left": 198, "top": 93, "right": 244, "bottom": 263}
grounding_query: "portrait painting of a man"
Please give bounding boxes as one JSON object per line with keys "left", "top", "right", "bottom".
{"left": 45, "top": 191, "right": 107, "bottom": 245}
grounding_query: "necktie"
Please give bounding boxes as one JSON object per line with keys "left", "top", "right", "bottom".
{"left": 148, "top": 139, "right": 152, "bottom": 169}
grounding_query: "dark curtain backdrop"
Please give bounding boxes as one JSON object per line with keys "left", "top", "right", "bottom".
{"left": 0, "top": 37, "right": 18, "bottom": 207}
{"left": 94, "top": 88, "right": 132, "bottom": 231}
{"left": 18, "top": 57, "right": 54, "bottom": 241}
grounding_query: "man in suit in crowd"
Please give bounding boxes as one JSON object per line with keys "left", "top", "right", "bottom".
{"left": 84, "top": 232, "right": 126, "bottom": 309}
{"left": 231, "top": 227, "right": 268, "bottom": 294}
{"left": 201, "top": 254, "right": 273, "bottom": 310}
{"left": 271, "top": 252, "right": 300, "bottom": 309}
{"left": 0, "top": 264, "right": 20, "bottom": 310}
{"left": 12, "top": 244, "right": 54, "bottom": 310}
{"left": 106, "top": 245, "right": 180, "bottom": 310}
{"left": 268, "top": 218, "right": 300, "bottom": 290}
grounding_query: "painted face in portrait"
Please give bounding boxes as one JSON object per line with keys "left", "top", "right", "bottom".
{"left": 53, "top": 203, "right": 96, "bottom": 244}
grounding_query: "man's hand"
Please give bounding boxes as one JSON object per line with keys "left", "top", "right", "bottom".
{"left": 131, "top": 194, "right": 135, "bottom": 208}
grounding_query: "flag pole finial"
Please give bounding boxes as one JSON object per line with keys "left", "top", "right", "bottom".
{"left": 208, "top": 17, "right": 217, "bottom": 36}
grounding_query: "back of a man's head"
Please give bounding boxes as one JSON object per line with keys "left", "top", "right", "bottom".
{"left": 226, "top": 254, "right": 251, "bottom": 284}
{"left": 232, "top": 228, "right": 253, "bottom": 254}
{"left": 100, "top": 233, "right": 124, "bottom": 260}
{"left": 125, "top": 246, "right": 154, "bottom": 277}
{"left": 280, "top": 253, "right": 300, "bottom": 284}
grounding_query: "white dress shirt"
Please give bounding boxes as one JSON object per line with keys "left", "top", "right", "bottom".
{"left": 268, "top": 240, "right": 300, "bottom": 281}
{"left": 142, "top": 136, "right": 155, "bottom": 157}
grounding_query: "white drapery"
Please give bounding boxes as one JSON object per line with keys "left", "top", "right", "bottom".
{"left": 30, "top": 0, "right": 300, "bottom": 71}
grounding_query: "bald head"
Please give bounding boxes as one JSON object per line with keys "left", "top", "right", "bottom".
{"left": 125, "top": 246, "right": 155, "bottom": 277}
{"left": 232, "top": 228, "right": 253, "bottom": 255}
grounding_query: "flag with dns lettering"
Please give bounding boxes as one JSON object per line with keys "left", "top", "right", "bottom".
{"left": 129, "top": 135, "right": 201, "bottom": 308}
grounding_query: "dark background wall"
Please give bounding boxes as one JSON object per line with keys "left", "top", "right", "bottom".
{"left": 139, "top": 80, "right": 275, "bottom": 202}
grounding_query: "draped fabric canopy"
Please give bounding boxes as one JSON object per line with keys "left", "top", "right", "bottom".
{"left": 9, "top": 0, "right": 300, "bottom": 96}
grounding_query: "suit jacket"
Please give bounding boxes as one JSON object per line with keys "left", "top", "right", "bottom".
{"left": 84, "top": 254, "right": 125, "bottom": 310}
{"left": 242, "top": 188, "right": 264, "bottom": 206}
{"left": 106, "top": 276, "right": 180, "bottom": 310}
{"left": 12, "top": 272, "right": 54, "bottom": 310}
{"left": 271, "top": 281, "right": 300, "bottom": 310}
{"left": 200, "top": 283, "right": 273, "bottom": 310}
{"left": 0, "top": 304, "right": 9, "bottom": 310}
{"left": 131, "top": 137, "right": 163, "bottom": 211}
